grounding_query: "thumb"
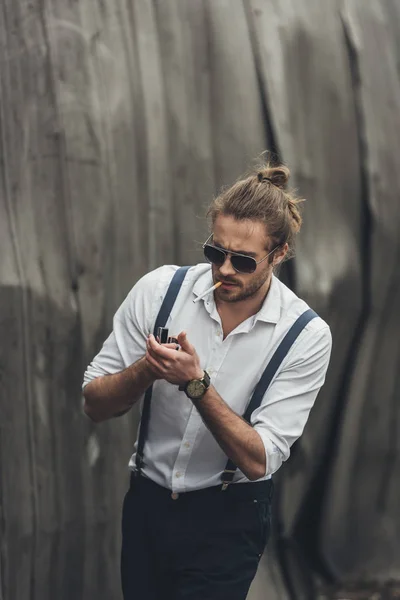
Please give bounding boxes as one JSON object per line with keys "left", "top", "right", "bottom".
{"left": 177, "top": 331, "right": 194, "bottom": 354}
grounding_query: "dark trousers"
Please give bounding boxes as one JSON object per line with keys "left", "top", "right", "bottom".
{"left": 121, "top": 473, "right": 273, "bottom": 600}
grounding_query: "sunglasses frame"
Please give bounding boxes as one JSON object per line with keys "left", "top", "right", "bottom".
{"left": 202, "top": 234, "right": 279, "bottom": 274}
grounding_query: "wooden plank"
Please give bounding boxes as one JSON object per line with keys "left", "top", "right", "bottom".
{"left": 131, "top": 0, "right": 174, "bottom": 269}
{"left": 320, "top": 0, "right": 400, "bottom": 581}
{"left": 0, "top": 2, "right": 53, "bottom": 598}
{"left": 246, "top": 0, "right": 364, "bottom": 594}
{"left": 247, "top": 0, "right": 362, "bottom": 526}
{"left": 0, "top": 1, "right": 99, "bottom": 597}
{"left": 76, "top": 0, "right": 149, "bottom": 309}
{"left": 2, "top": 0, "right": 400, "bottom": 598}
{"left": 0, "top": 124, "right": 34, "bottom": 600}
{"left": 40, "top": 1, "right": 144, "bottom": 597}
{"left": 153, "top": 0, "right": 215, "bottom": 264}
{"left": 204, "top": 0, "right": 268, "bottom": 188}
{"left": 20, "top": 5, "right": 86, "bottom": 597}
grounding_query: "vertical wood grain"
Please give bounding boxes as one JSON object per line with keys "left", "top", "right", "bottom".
{"left": 1, "top": 1, "right": 400, "bottom": 598}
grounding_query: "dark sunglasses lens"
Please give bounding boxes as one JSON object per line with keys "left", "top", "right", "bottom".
{"left": 231, "top": 255, "right": 256, "bottom": 273}
{"left": 204, "top": 244, "right": 226, "bottom": 266}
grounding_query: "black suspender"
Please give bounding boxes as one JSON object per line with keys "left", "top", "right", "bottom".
{"left": 135, "top": 266, "right": 191, "bottom": 475}
{"left": 221, "top": 308, "right": 317, "bottom": 490}
{"left": 134, "top": 267, "right": 318, "bottom": 487}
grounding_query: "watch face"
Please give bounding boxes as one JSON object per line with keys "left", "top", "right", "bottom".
{"left": 187, "top": 379, "right": 206, "bottom": 399}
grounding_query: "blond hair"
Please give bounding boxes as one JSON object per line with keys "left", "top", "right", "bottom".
{"left": 207, "top": 162, "right": 304, "bottom": 260}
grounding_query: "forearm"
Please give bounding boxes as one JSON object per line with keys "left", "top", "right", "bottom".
{"left": 83, "top": 357, "right": 157, "bottom": 423}
{"left": 193, "top": 386, "right": 266, "bottom": 481}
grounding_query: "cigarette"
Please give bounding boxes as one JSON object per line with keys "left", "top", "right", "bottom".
{"left": 193, "top": 281, "right": 222, "bottom": 303}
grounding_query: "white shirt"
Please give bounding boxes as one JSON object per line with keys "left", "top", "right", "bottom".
{"left": 83, "top": 264, "right": 332, "bottom": 493}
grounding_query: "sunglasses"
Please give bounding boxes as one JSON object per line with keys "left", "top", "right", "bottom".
{"left": 203, "top": 235, "right": 278, "bottom": 274}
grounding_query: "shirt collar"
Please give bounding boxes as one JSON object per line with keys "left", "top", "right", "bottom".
{"left": 192, "top": 265, "right": 214, "bottom": 302}
{"left": 192, "top": 266, "right": 281, "bottom": 324}
{"left": 256, "top": 274, "right": 281, "bottom": 324}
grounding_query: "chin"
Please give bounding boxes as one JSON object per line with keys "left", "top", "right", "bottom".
{"left": 219, "top": 290, "right": 243, "bottom": 303}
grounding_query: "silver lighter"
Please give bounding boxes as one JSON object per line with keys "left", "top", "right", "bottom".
{"left": 157, "top": 327, "right": 178, "bottom": 345}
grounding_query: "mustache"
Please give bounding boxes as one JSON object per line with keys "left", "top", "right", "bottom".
{"left": 217, "top": 278, "right": 240, "bottom": 285}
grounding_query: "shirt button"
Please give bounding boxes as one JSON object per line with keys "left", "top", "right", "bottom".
{"left": 175, "top": 472, "right": 182, "bottom": 478}
{"left": 184, "top": 442, "right": 191, "bottom": 449}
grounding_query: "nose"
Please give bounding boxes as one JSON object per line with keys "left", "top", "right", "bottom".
{"left": 218, "top": 254, "right": 236, "bottom": 277}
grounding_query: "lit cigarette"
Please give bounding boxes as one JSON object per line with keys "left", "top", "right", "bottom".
{"left": 193, "top": 281, "right": 222, "bottom": 303}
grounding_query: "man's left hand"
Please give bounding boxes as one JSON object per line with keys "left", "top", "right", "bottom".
{"left": 146, "top": 331, "right": 203, "bottom": 386}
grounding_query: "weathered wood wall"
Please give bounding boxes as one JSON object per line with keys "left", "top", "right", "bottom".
{"left": 1, "top": 1, "right": 399, "bottom": 599}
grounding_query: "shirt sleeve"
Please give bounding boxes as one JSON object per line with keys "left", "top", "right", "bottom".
{"left": 82, "top": 268, "right": 166, "bottom": 389}
{"left": 252, "top": 323, "right": 332, "bottom": 477}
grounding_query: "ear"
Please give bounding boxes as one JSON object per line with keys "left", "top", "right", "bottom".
{"left": 273, "top": 243, "right": 289, "bottom": 266}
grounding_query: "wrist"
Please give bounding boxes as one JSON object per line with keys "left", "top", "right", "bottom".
{"left": 192, "top": 368, "right": 205, "bottom": 380}
{"left": 180, "top": 370, "right": 210, "bottom": 400}
{"left": 138, "top": 357, "right": 159, "bottom": 383}
{"left": 179, "top": 369, "right": 204, "bottom": 389}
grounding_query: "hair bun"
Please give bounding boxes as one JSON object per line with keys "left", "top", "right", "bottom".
{"left": 257, "top": 165, "right": 290, "bottom": 190}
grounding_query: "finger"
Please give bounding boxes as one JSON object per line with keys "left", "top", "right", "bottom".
{"left": 145, "top": 351, "right": 164, "bottom": 375}
{"left": 148, "top": 334, "right": 172, "bottom": 354}
{"left": 148, "top": 335, "right": 180, "bottom": 358}
{"left": 177, "top": 331, "right": 194, "bottom": 355}
{"left": 148, "top": 334, "right": 169, "bottom": 356}
{"left": 163, "top": 340, "right": 180, "bottom": 351}
{"left": 147, "top": 343, "right": 169, "bottom": 367}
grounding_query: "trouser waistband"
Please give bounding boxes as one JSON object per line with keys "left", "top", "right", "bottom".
{"left": 130, "top": 471, "right": 273, "bottom": 502}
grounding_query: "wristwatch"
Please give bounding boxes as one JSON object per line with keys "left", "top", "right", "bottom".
{"left": 180, "top": 371, "right": 211, "bottom": 400}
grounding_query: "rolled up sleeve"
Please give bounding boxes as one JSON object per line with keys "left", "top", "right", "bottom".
{"left": 252, "top": 324, "right": 332, "bottom": 477}
{"left": 82, "top": 268, "right": 166, "bottom": 389}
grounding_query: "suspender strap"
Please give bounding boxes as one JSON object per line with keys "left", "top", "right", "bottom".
{"left": 221, "top": 308, "right": 318, "bottom": 489}
{"left": 135, "top": 266, "right": 191, "bottom": 475}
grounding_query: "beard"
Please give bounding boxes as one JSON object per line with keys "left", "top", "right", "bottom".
{"left": 213, "top": 263, "right": 271, "bottom": 303}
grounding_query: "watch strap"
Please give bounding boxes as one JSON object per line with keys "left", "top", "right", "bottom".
{"left": 202, "top": 370, "right": 211, "bottom": 388}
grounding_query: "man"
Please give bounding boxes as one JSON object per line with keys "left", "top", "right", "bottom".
{"left": 83, "top": 163, "right": 332, "bottom": 600}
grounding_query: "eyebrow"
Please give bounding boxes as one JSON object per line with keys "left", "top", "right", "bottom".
{"left": 213, "top": 240, "right": 258, "bottom": 258}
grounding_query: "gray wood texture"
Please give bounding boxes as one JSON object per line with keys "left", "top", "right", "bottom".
{"left": 1, "top": 1, "right": 399, "bottom": 599}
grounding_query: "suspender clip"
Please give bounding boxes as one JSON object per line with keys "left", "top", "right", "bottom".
{"left": 221, "top": 469, "right": 236, "bottom": 491}
{"left": 135, "top": 453, "right": 145, "bottom": 472}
